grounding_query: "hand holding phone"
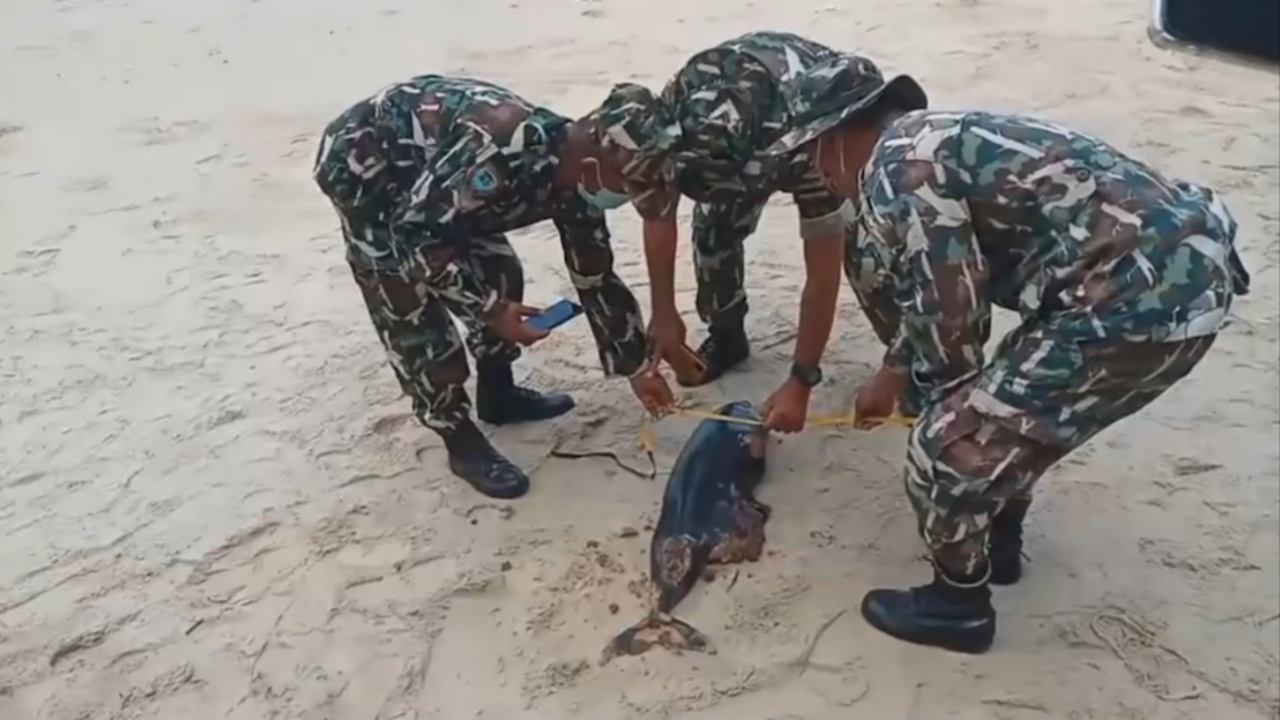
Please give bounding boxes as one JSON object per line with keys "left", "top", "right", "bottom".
{"left": 490, "top": 302, "right": 552, "bottom": 346}
{"left": 523, "top": 299, "right": 584, "bottom": 332}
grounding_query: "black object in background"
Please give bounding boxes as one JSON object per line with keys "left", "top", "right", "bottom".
{"left": 1160, "top": 0, "right": 1280, "bottom": 62}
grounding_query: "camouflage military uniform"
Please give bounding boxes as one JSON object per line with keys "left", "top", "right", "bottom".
{"left": 848, "top": 110, "right": 1250, "bottom": 578}
{"left": 589, "top": 32, "right": 854, "bottom": 332}
{"left": 314, "top": 75, "right": 647, "bottom": 431}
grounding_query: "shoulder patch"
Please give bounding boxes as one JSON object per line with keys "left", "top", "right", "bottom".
{"left": 470, "top": 165, "right": 499, "bottom": 195}
{"left": 455, "top": 159, "right": 507, "bottom": 211}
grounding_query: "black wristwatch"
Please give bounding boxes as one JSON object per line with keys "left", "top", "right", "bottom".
{"left": 790, "top": 362, "right": 823, "bottom": 388}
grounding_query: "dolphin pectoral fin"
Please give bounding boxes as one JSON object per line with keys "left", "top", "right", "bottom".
{"left": 600, "top": 612, "right": 716, "bottom": 664}
{"left": 749, "top": 496, "right": 771, "bottom": 522}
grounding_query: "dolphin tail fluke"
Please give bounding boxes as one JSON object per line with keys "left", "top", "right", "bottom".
{"left": 600, "top": 612, "right": 715, "bottom": 665}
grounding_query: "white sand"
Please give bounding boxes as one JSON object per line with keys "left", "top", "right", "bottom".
{"left": 1, "top": 0, "right": 1277, "bottom": 718}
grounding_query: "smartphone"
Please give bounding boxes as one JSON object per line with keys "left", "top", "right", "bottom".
{"left": 524, "top": 299, "right": 584, "bottom": 332}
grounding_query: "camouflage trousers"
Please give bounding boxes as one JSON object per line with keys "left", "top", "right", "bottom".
{"left": 690, "top": 196, "right": 766, "bottom": 331}
{"left": 348, "top": 234, "right": 524, "bottom": 433}
{"left": 903, "top": 323, "right": 1216, "bottom": 579}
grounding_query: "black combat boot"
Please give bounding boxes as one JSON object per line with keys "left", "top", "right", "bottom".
{"left": 860, "top": 565, "right": 996, "bottom": 654}
{"left": 441, "top": 420, "right": 529, "bottom": 499}
{"left": 989, "top": 498, "right": 1031, "bottom": 586}
{"left": 474, "top": 361, "right": 575, "bottom": 426}
{"left": 681, "top": 322, "right": 750, "bottom": 387}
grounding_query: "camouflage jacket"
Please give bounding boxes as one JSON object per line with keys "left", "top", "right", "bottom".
{"left": 637, "top": 32, "right": 850, "bottom": 239}
{"left": 314, "top": 75, "right": 648, "bottom": 375}
{"left": 859, "top": 110, "right": 1251, "bottom": 390}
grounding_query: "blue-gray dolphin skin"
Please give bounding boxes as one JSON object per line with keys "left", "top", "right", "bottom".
{"left": 603, "top": 400, "right": 770, "bottom": 662}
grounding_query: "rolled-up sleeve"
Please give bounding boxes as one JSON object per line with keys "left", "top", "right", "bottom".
{"left": 790, "top": 163, "right": 855, "bottom": 241}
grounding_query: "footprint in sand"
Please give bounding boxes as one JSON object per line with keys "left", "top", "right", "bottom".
{"left": 62, "top": 175, "right": 110, "bottom": 193}
{"left": 1087, "top": 609, "right": 1204, "bottom": 702}
{"left": 119, "top": 118, "right": 211, "bottom": 147}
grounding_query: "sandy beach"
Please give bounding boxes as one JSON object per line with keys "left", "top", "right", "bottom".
{"left": 1, "top": 0, "right": 1277, "bottom": 718}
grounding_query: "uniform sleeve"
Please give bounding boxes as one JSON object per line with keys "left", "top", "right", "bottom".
{"left": 789, "top": 162, "right": 855, "bottom": 241}
{"left": 312, "top": 119, "right": 413, "bottom": 270}
{"left": 391, "top": 126, "right": 502, "bottom": 324}
{"left": 863, "top": 159, "right": 990, "bottom": 395}
{"left": 321, "top": 188, "right": 398, "bottom": 270}
{"left": 553, "top": 197, "right": 649, "bottom": 377}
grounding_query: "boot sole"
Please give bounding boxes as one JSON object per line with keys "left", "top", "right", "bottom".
{"left": 478, "top": 410, "right": 573, "bottom": 426}
{"left": 455, "top": 476, "right": 528, "bottom": 500}
{"left": 866, "top": 620, "right": 995, "bottom": 654}
{"left": 860, "top": 598, "right": 996, "bottom": 654}
{"left": 477, "top": 399, "right": 576, "bottom": 426}
{"left": 675, "top": 354, "right": 750, "bottom": 387}
{"left": 448, "top": 462, "right": 530, "bottom": 500}
{"left": 904, "top": 632, "right": 994, "bottom": 655}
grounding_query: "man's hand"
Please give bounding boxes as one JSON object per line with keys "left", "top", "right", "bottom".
{"left": 488, "top": 301, "right": 550, "bottom": 346}
{"left": 853, "top": 365, "right": 910, "bottom": 428}
{"left": 761, "top": 377, "right": 812, "bottom": 434}
{"left": 647, "top": 308, "right": 687, "bottom": 362}
{"left": 629, "top": 362, "right": 675, "bottom": 416}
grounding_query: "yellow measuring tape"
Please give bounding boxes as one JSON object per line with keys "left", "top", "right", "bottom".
{"left": 551, "top": 403, "right": 916, "bottom": 480}
{"left": 636, "top": 405, "right": 916, "bottom": 455}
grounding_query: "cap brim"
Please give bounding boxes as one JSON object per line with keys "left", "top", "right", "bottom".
{"left": 765, "top": 74, "right": 928, "bottom": 157}
{"left": 884, "top": 74, "right": 928, "bottom": 114}
{"left": 765, "top": 111, "right": 849, "bottom": 157}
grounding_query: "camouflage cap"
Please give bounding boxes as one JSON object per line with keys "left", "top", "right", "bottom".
{"left": 586, "top": 82, "right": 682, "bottom": 183}
{"left": 765, "top": 54, "right": 928, "bottom": 156}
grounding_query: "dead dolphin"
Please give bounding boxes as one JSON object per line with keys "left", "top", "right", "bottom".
{"left": 603, "top": 400, "right": 770, "bottom": 662}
